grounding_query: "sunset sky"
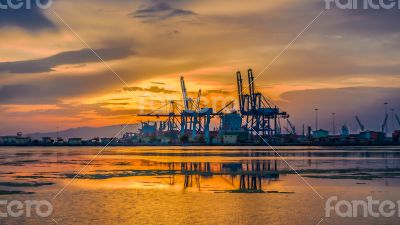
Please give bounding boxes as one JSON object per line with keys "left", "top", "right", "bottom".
{"left": 1, "top": 0, "right": 400, "bottom": 135}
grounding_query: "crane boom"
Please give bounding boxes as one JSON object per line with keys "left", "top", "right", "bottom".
{"left": 210, "top": 100, "right": 235, "bottom": 119}
{"left": 180, "top": 77, "right": 188, "bottom": 110}
{"left": 287, "top": 119, "right": 296, "bottom": 134}
{"left": 355, "top": 116, "right": 365, "bottom": 131}
{"left": 247, "top": 69, "right": 255, "bottom": 109}
{"left": 195, "top": 89, "right": 201, "bottom": 110}
{"left": 236, "top": 71, "right": 243, "bottom": 112}
{"left": 396, "top": 114, "right": 400, "bottom": 128}
{"left": 382, "top": 114, "right": 389, "bottom": 132}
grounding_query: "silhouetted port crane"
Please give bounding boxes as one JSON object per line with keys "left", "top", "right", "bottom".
{"left": 355, "top": 116, "right": 365, "bottom": 131}
{"left": 139, "top": 76, "right": 215, "bottom": 143}
{"left": 396, "top": 114, "right": 400, "bottom": 128}
{"left": 138, "top": 100, "right": 182, "bottom": 133}
{"left": 236, "top": 69, "right": 288, "bottom": 136}
{"left": 382, "top": 114, "right": 389, "bottom": 133}
{"left": 179, "top": 77, "right": 213, "bottom": 142}
{"left": 285, "top": 119, "right": 296, "bottom": 135}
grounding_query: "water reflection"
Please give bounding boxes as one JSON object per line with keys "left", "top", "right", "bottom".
{"left": 152, "top": 159, "right": 281, "bottom": 193}
{"left": 1, "top": 146, "right": 400, "bottom": 195}
{"left": 2, "top": 147, "right": 400, "bottom": 225}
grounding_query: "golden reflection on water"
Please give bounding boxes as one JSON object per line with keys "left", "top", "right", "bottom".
{"left": 69, "top": 160, "right": 282, "bottom": 193}
{"left": 1, "top": 146, "right": 400, "bottom": 224}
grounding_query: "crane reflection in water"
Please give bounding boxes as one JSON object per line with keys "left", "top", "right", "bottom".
{"left": 164, "top": 158, "right": 280, "bottom": 193}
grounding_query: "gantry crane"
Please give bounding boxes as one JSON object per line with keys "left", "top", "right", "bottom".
{"left": 355, "top": 116, "right": 365, "bottom": 131}
{"left": 237, "top": 69, "right": 288, "bottom": 136}
{"left": 287, "top": 119, "right": 296, "bottom": 134}
{"left": 138, "top": 76, "right": 234, "bottom": 143}
{"left": 179, "top": 77, "right": 213, "bottom": 142}
{"left": 382, "top": 114, "right": 389, "bottom": 133}
{"left": 180, "top": 77, "right": 189, "bottom": 111}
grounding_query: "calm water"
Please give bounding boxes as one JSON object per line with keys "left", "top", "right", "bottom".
{"left": 1, "top": 146, "right": 400, "bottom": 225}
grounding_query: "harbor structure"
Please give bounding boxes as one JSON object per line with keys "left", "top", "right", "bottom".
{"left": 138, "top": 69, "right": 289, "bottom": 144}
{"left": 1, "top": 69, "right": 399, "bottom": 146}
{"left": 0, "top": 132, "right": 31, "bottom": 146}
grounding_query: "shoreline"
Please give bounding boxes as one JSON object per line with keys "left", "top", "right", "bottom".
{"left": 1, "top": 143, "right": 399, "bottom": 147}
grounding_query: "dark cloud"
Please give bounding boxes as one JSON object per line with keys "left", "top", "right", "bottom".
{"left": 131, "top": 1, "right": 196, "bottom": 22}
{"left": 0, "top": 70, "right": 128, "bottom": 104}
{"left": 0, "top": 84, "right": 54, "bottom": 103}
{"left": 204, "top": 90, "right": 231, "bottom": 95}
{"left": 109, "top": 98, "right": 133, "bottom": 101}
{"left": 0, "top": 47, "right": 134, "bottom": 74}
{"left": 145, "top": 86, "right": 177, "bottom": 93}
{"left": 169, "top": 9, "right": 196, "bottom": 17}
{"left": 151, "top": 81, "right": 166, "bottom": 85}
{"left": 122, "top": 86, "right": 145, "bottom": 92}
{"left": 135, "top": 2, "right": 171, "bottom": 14}
{"left": 0, "top": 73, "right": 177, "bottom": 104}
{"left": 4, "top": 102, "right": 148, "bottom": 120}
{"left": 100, "top": 102, "right": 130, "bottom": 106}
{"left": 122, "top": 85, "right": 177, "bottom": 93}
{"left": 0, "top": 0, "right": 55, "bottom": 31}
{"left": 43, "top": 103, "right": 139, "bottom": 117}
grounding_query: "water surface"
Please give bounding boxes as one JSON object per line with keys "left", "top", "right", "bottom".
{"left": 0, "top": 146, "right": 399, "bottom": 225}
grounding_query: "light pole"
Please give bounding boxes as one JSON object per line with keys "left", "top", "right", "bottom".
{"left": 392, "top": 108, "right": 395, "bottom": 133}
{"left": 332, "top": 113, "right": 336, "bottom": 135}
{"left": 384, "top": 102, "right": 388, "bottom": 114}
{"left": 384, "top": 102, "right": 388, "bottom": 134}
{"left": 314, "top": 108, "right": 319, "bottom": 131}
